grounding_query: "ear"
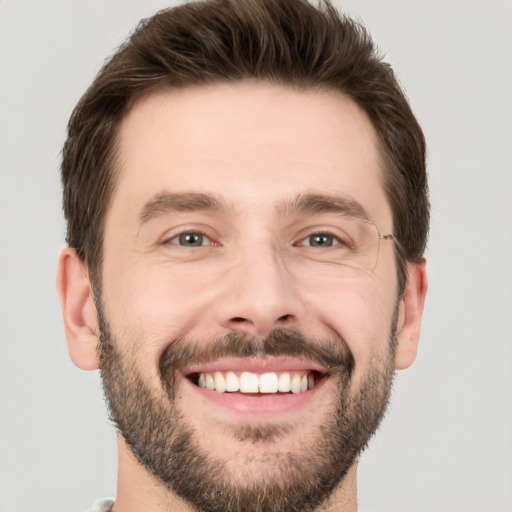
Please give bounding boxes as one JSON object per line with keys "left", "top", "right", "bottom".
{"left": 56, "top": 247, "right": 100, "bottom": 370}
{"left": 395, "top": 260, "right": 428, "bottom": 370}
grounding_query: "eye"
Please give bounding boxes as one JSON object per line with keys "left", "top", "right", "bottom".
{"left": 298, "top": 233, "right": 340, "bottom": 248}
{"left": 167, "top": 232, "right": 212, "bottom": 247}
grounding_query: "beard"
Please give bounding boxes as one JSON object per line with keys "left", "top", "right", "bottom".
{"left": 97, "top": 303, "right": 397, "bottom": 512}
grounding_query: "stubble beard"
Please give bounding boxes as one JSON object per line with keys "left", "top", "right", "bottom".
{"left": 97, "top": 304, "right": 397, "bottom": 512}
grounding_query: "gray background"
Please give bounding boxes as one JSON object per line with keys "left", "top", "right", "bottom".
{"left": 1, "top": 1, "right": 511, "bottom": 511}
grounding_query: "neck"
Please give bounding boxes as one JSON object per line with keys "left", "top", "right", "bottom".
{"left": 113, "top": 435, "right": 358, "bottom": 512}
{"left": 113, "top": 436, "right": 192, "bottom": 512}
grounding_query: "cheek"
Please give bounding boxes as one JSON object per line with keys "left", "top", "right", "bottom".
{"left": 301, "top": 269, "right": 397, "bottom": 362}
{"left": 101, "top": 258, "right": 224, "bottom": 357}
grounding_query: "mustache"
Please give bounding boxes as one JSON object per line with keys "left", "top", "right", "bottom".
{"left": 158, "top": 328, "right": 355, "bottom": 383}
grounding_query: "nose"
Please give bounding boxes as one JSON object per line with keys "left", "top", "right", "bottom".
{"left": 214, "top": 243, "right": 304, "bottom": 336}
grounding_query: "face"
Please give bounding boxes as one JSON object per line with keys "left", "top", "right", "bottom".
{"left": 99, "top": 83, "right": 401, "bottom": 511}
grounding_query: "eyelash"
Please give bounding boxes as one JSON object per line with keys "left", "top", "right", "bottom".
{"left": 296, "top": 232, "right": 344, "bottom": 248}
{"left": 166, "top": 231, "right": 214, "bottom": 247}
{"left": 164, "top": 230, "right": 345, "bottom": 249}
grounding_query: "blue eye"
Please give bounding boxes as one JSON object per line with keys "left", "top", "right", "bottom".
{"left": 169, "top": 232, "right": 210, "bottom": 247}
{"left": 300, "top": 233, "right": 339, "bottom": 247}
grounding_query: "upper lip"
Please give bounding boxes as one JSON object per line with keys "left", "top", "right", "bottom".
{"left": 182, "top": 357, "right": 328, "bottom": 376}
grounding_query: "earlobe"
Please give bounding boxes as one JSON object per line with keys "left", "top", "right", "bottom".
{"left": 395, "top": 260, "right": 428, "bottom": 370}
{"left": 56, "top": 248, "right": 100, "bottom": 370}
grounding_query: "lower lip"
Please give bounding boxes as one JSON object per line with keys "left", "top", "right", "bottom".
{"left": 179, "top": 375, "right": 328, "bottom": 417}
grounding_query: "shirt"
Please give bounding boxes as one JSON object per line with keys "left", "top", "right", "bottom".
{"left": 87, "top": 498, "right": 114, "bottom": 512}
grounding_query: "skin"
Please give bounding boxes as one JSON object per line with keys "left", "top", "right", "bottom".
{"left": 57, "top": 82, "right": 427, "bottom": 511}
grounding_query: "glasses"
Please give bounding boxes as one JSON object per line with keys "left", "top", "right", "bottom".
{"left": 300, "top": 217, "right": 396, "bottom": 273}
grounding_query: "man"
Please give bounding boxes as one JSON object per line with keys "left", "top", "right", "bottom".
{"left": 56, "top": 0, "right": 428, "bottom": 511}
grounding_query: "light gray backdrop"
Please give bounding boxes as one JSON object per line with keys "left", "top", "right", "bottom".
{"left": 1, "top": 1, "right": 511, "bottom": 511}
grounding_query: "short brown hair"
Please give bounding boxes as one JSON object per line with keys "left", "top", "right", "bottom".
{"left": 61, "top": 0, "right": 428, "bottom": 293}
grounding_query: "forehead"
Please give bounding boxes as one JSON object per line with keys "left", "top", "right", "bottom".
{"left": 111, "top": 82, "right": 391, "bottom": 226}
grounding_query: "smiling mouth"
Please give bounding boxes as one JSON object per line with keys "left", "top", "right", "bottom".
{"left": 188, "top": 370, "right": 323, "bottom": 394}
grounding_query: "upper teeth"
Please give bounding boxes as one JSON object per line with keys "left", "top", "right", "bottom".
{"left": 197, "top": 371, "right": 314, "bottom": 394}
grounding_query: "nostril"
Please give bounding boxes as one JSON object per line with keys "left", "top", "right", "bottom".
{"left": 278, "top": 314, "right": 291, "bottom": 322}
{"left": 232, "top": 317, "right": 247, "bottom": 323}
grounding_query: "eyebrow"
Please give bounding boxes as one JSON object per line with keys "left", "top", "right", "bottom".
{"left": 139, "top": 191, "right": 370, "bottom": 225}
{"left": 278, "top": 193, "right": 370, "bottom": 221}
{"left": 139, "top": 192, "right": 235, "bottom": 224}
